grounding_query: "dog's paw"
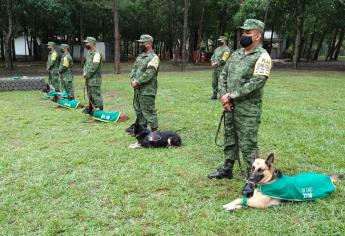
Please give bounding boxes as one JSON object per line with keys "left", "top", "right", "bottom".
{"left": 128, "top": 142, "right": 142, "bottom": 149}
{"left": 223, "top": 203, "right": 237, "bottom": 212}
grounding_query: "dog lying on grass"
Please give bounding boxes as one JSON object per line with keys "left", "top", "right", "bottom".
{"left": 223, "top": 153, "right": 342, "bottom": 211}
{"left": 129, "top": 122, "right": 182, "bottom": 148}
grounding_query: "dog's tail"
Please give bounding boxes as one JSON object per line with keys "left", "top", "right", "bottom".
{"left": 329, "top": 174, "right": 343, "bottom": 183}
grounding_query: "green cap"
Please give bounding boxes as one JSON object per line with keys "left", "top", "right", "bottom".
{"left": 46, "top": 41, "right": 56, "bottom": 46}
{"left": 60, "top": 44, "right": 69, "bottom": 49}
{"left": 218, "top": 36, "right": 227, "bottom": 42}
{"left": 83, "top": 36, "right": 97, "bottom": 44}
{"left": 136, "top": 34, "right": 153, "bottom": 43}
{"left": 240, "top": 19, "right": 265, "bottom": 32}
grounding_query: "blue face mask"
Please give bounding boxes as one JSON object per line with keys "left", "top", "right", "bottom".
{"left": 240, "top": 35, "right": 253, "bottom": 48}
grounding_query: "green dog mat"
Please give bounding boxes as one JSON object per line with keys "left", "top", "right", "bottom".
{"left": 92, "top": 110, "right": 122, "bottom": 122}
{"left": 47, "top": 91, "right": 68, "bottom": 98}
{"left": 56, "top": 99, "right": 81, "bottom": 109}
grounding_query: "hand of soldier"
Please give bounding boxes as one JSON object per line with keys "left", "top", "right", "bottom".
{"left": 220, "top": 94, "right": 230, "bottom": 105}
{"left": 212, "top": 63, "right": 218, "bottom": 68}
{"left": 131, "top": 80, "right": 138, "bottom": 88}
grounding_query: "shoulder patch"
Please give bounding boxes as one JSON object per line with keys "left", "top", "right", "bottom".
{"left": 93, "top": 52, "right": 101, "bottom": 63}
{"left": 147, "top": 55, "right": 159, "bottom": 70}
{"left": 63, "top": 57, "right": 69, "bottom": 67}
{"left": 253, "top": 52, "right": 272, "bottom": 76}
{"left": 222, "top": 51, "right": 230, "bottom": 61}
{"left": 51, "top": 52, "right": 57, "bottom": 61}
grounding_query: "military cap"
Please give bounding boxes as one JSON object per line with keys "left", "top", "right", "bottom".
{"left": 46, "top": 41, "right": 56, "bottom": 46}
{"left": 83, "top": 36, "right": 97, "bottom": 44}
{"left": 60, "top": 44, "right": 69, "bottom": 49}
{"left": 136, "top": 34, "right": 153, "bottom": 43}
{"left": 218, "top": 36, "right": 227, "bottom": 42}
{"left": 240, "top": 19, "right": 265, "bottom": 32}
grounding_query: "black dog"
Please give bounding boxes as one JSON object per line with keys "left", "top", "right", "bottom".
{"left": 130, "top": 122, "right": 182, "bottom": 148}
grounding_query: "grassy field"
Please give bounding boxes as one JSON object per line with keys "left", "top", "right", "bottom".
{"left": 0, "top": 69, "right": 344, "bottom": 235}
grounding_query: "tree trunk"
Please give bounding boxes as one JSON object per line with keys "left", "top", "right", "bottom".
{"left": 312, "top": 31, "right": 327, "bottom": 62}
{"left": 0, "top": 31, "right": 4, "bottom": 61}
{"left": 233, "top": 27, "right": 238, "bottom": 50}
{"left": 112, "top": 0, "right": 121, "bottom": 74}
{"left": 196, "top": 2, "right": 205, "bottom": 64}
{"left": 219, "top": 8, "right": 226, "bottom": 36}
{"left": 306, "top": 32, "right": 315, "bottom": 62}
{"left": 181, "top": 0, "right": 189, "bottom": 71}
{"left": 332, "top": 28, "right": 345, "bottom": 61}
{"left": 79, "top": 4, "right": 85, "bottom": 66}
{"left": 268, "top": 24, "right": 274, "bottom": 55}
{"left": 292, "top": 0, "right": 304, "bottom": 68}
{"left": 4, "top": 0, "right": 14, "bottom": 70}
{"left": 326, "top": 29, "right": 338, "bottom": 61}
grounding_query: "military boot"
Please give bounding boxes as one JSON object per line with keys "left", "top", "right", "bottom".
{"left": 242, "top": 166, "right": 255, "bottom": 197}
{"left": 208, "top": 159, "right": 234, "bottom": 179}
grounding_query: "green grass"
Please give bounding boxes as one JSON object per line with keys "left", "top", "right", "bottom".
{"left": 0, "top": 69, "right": 344, "bottom": 235}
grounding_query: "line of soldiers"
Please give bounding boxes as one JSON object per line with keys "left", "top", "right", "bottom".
{"left": 46, "top": 35, "right": 159, "bottom": 134}
{"left": 46, "top": 18, "right": 271, "bottom": 183}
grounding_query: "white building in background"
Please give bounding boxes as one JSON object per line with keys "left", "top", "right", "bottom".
{"left": 13, "top": 35, "right": 41, "bottom": 56}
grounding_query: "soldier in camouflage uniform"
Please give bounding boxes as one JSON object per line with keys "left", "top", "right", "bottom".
{"left": 126, "top": 34, "right": 160, "bottom": 136}
{"left": 208, "top": 19, "right": 272, "bottom": 179}
{"left": 82, "top": 37, "right": 103, "bottom": 114}
{"left": 209, "top": 36, "right": 231, "bottom": 100}
{"left": 58, "top": 44, "right": 74, "bottom": 100}
{"left": 46, "top": 42, "right": 61, "bottom": 92}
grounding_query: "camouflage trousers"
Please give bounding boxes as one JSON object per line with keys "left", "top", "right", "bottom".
{"left": 87, "top": 85, "right": 103, "bottom": 109}
{"left": 61, "top": 80, "right": 74, "bottom": 100}
{"left": 49, "top": 72, "right": 61, "bottom": 92}
{"left": 211, "top": 67, "right": 223, "bottom": 96}
{"left": 133, "top": 93, "right": 158, "bottom": 130}
{"left": 223, "top": 111, "right": 261, "bottom": 167}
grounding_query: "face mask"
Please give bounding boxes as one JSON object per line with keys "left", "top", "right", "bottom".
{"left": 85, "top": 45, "right": 91, "bottom": 50}
{"left": 140, "top": 44, "right": 147, "bottom": 53}
{"left": 61, "top": 49, "right": 65, "bottom": 53}
{"left": 218, "top": 41, "right": 224, "bottom": 47}
{"left": 240, "top": 35, "right": 253, "bottom": 48}
{"left": 48, "top": 48, "right": 52, "bottom": 51}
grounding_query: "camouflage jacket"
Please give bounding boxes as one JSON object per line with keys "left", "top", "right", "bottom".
{"left": 59, "top": 52, "right": 73, "bottom": 81}
{"left": 218, "top": 45, "right": 272, "bottom": 116}
{"left": 211, "top": 45, "right": 231, "bottom": 71}
{"left": 47, "top": 50, "right": 60, "bottom": 74}
{"left": 130, "top": 51, "right": 160, "bottom": 96}
{"left": 83, "top": 50, "right": 102, "bottom": 86}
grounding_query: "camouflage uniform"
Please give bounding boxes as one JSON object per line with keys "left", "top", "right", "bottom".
{"left": 46, "top": 42, "right": 61, "bottom": 92}
{"left": 210, "top": 36, "right": 231, "bottom": 98}
{"left": 219, "top": 19, "right": 272, "bottom": 170}
{"left": 83, "top": 37, "right": 103, "bottom": 109}
{"left": 58, "top": 44, "right": 74, "bottom": 100}
{"left": 130, "top": 34, "right": 160, "bottom": 131}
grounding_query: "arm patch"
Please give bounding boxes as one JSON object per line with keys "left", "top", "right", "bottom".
{"left": 147, "top": 55, "right": 159, "bottom": 70}
{"left": 63, "top": 57, "right": 69, "bottom": 67}
{"left": 93, "top": 53, "right": 101, "bottom": 63}
{"left": 51, "top": 52, "right": 57, "bottom": 61}
{"left": 222, "top": 51, "right": 230, "bottom": 61}
{"left": 253, "top": 52, "right": 272, "bottom": 76}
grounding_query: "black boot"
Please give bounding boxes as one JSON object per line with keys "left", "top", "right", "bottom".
{"left": 125, "top": 123, "right": 137, "bottom": 135}
{"left": 242, "top": 166, "right": 255, "bottom": 197}
{"left": 208, "top": 159, "right": 234, "bottom": 179}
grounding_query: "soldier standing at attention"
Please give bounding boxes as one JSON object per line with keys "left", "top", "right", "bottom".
{"left": 126, "top": 34, "right": 160, "bottom": 136}
{"left": 59, "top": 44, "right": 74, "bottom": 100}
{"left": 82, "top": 37, "right": 103, "bottom": 114}
{"left": 208, "top": 19, "right": 272, "bottom": 179}
{"left": 46, "top": 42, "right": 61, "bottom": 92}
{"left": 209, "top": 36, "right": 231, "bottom": 100}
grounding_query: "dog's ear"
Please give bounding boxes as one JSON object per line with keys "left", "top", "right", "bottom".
{"left": 265, "top": 153, "right": 274, "bottom": 167}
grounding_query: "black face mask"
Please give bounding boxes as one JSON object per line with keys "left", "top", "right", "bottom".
{"left": 218, "top": 42, "right": 224, "bottom": 47}
{"left": 140, "top": 44, "right": 147, "bottom": 53}
{"left": 48, "top": 48, "right": 52, "bottom": 52}
{"left": 85, "top": 45, "right": 91, "bottom": 50}
{"left": 240, "top": 35, "right": 253, "bottom": 48}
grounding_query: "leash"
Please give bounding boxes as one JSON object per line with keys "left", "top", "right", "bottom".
{"left": 215, "top": 111, "right": 247, "bottom": 181}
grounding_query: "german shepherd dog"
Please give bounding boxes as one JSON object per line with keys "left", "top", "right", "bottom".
{"left": 51, "top": 94, "right": 85, "bottom": 109}
{"left": 223, "top": 153, "right": 342, "bottom": 211}
{"left": 129, "top": 122, "right": 182, "bottom": 148}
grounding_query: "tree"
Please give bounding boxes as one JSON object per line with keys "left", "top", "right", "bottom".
{"left": 113, "top": 0, "right": 121, "bottom": 74}
{"left": 181, "top": 0, "right": 189, "bottom": 71}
